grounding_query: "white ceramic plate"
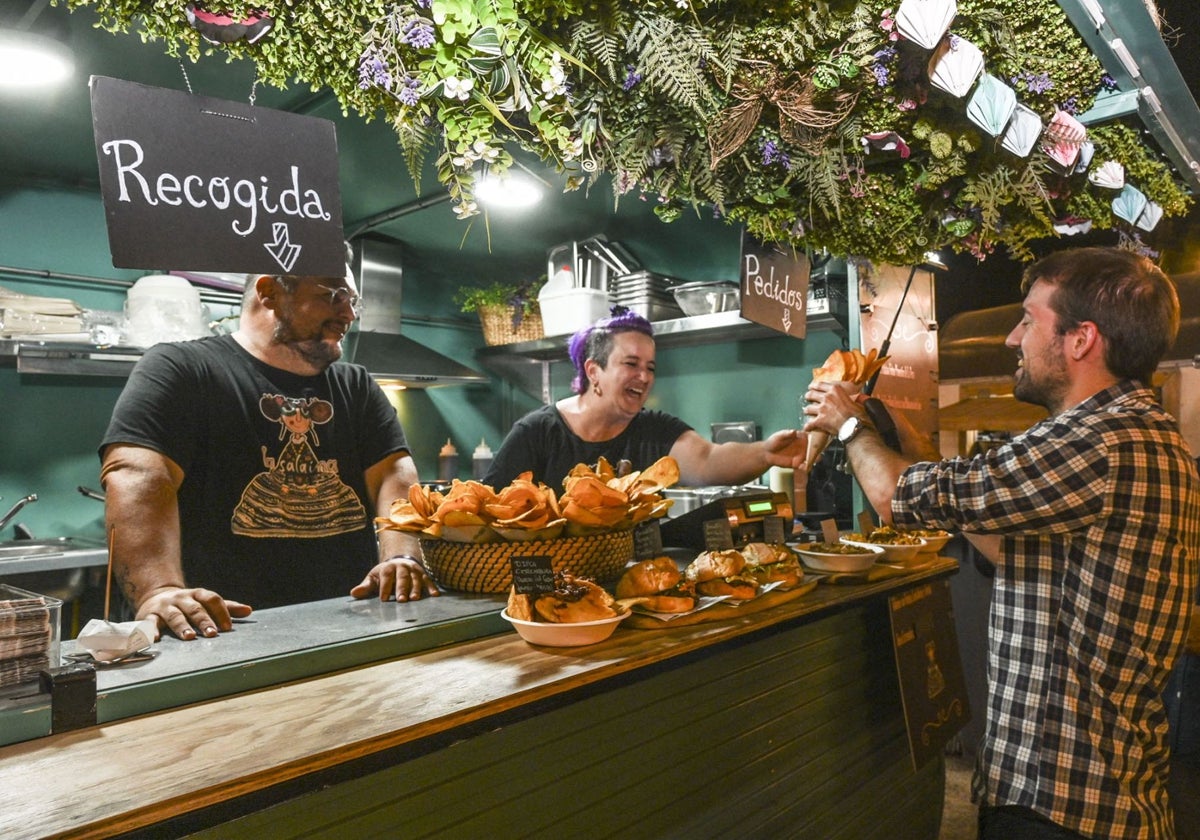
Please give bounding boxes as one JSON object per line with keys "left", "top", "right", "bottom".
{"left": 840, "top": 537, "right": 925, "bottom": 564}
{"left": 913, "top": 531, "right": 952, "bottom": 554}
{"left": 793, "top": 542, "right": 883, "bottom": 573}
{"left": 500, "top": 608, "right": 630, "bottom": 647}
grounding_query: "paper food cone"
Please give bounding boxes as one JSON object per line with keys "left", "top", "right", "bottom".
{"left": 805, "top": 429, "right": 831, "bottom": 471}
{"left": 804, "top": 347, "right": 890, "bottom": 470}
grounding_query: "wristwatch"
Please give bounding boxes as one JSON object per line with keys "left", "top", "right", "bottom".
{"left": 837, "top": 415, "right": 870, "bottom": 445}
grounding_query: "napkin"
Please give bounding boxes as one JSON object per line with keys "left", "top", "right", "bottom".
{"left": 75, "top": 618, "right": 158, "bottom": 663}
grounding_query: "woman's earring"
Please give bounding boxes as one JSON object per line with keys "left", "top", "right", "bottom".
{"left": 592, "top": 380, "right": 602, "bottom": 397}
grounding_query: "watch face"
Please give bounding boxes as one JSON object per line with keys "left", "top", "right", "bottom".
{"left": 838, "top": 416, "right": 860, "bottom": 443}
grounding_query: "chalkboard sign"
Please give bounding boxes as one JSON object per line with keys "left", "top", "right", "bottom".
{"left": 90, "top": 75, "right": 345, "bottom": 276}
{"left": 740, "top": 235, "right": 812, "bottom": 340}
{"left": 633, "top": 520, "right": 664, "bottom": 559}
{"left": 888, "top": 579, "right": 970, "bottom": 770}
{"left": 510, "top": 555, "right": 555, "bottom": 594}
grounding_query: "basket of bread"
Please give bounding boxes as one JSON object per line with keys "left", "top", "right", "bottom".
{"left": 377, "top": 456, "right": 678, "bottom": 593}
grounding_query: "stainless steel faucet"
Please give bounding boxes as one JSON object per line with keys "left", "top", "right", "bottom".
{"left": 0, "top": 493, "right": 38, "bottom": 535}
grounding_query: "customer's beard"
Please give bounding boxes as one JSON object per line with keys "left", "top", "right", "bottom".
{"left": 1012, "top": 347, "right": 1069, "bottom": 414}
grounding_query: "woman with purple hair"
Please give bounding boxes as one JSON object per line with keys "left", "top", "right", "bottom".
{"left": 483, "top": 307, "right": 808, "bottom": 489}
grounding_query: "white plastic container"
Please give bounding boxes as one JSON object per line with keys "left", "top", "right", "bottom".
{"left": 537, "top": 288, "right": 612, "bottom": 336}
{"left": 124, "top": 274, "right": 209, "bottom": 347}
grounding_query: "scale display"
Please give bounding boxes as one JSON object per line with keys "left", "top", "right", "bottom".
{"left": 659, "top": 489, "right": 793, "bottom": 550}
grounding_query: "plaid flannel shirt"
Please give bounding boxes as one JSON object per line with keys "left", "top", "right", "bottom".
{"left": 893, "top": 381, "right": 1199, "bottom": 839}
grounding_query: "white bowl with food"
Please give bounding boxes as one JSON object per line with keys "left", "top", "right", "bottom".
{"left": 793, "top": 541, "right": 883, "bottom": 573}
{"left": 501, "top": 608, "right": 630, "bottom": 647}
{"left": 910, "top": 529, "right": 953, "bottom": 554}
{"left": 840, "top": 536, "right": 925, "bottom": 564}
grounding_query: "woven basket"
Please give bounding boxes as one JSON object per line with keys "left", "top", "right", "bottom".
{"left": 478, "top": 304, "right": 544, "bottom": 346}
{"left": 420, "top": 530, "right": 634, "bottom": 593}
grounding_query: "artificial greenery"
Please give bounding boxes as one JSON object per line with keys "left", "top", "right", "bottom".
{"left": 62, "top": 0, "right": 1193, "bottom": 265}
{"left": 453, "top": 278, "right": 541, "bottom": 323}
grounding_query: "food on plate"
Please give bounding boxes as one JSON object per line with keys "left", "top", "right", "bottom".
{"left": 615, "top": 557, "right": 697, "bottom": 613}
{"left": 844, "top": 525, "right": 923, "bottom": 546}
{"left": 804, "top": 347, "right": 890, "bottom": 470}
{"left": 801, "top": 541, "right": 878, "bottom": 555}
{"left": 740, "top": 542, "right": 804, "bottom": 588}
{"left": 685, "top": 549, "right": 759, "bottom": 600}
{"left": 507, "top": 572, "right": 622, "bottom": 624}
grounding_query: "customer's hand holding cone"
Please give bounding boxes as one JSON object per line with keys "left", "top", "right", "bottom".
{"left": 803, "top": 348, "right": 889, "bottom": 471}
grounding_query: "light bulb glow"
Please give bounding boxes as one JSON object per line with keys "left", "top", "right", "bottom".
{"left": 0, "top": 30, "right": 74, "bottom": 90}
{"left": 475, "top": 172, "right": 543, "bottom": 208}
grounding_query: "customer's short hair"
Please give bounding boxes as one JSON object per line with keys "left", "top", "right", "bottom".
{"left": 1022, "top": 246, "right": 1179, "bottom": 384}
{"left": 568, "top": 307, "right": 654, "bottom": 394}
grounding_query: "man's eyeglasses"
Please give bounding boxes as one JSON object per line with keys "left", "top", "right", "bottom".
{"left": 311, "top": 285, "right": 364, "bottom": 315}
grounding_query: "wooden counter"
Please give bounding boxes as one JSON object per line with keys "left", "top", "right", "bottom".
{"left": 0, "top": 557, "right": 959, "bottom": 839}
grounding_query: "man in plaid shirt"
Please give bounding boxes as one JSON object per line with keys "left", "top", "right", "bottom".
{"left": 803, "top": 247, "right": 1199, "bottom": 839}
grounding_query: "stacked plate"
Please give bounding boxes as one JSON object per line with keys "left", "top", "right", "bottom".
{"left": 611, "top": 270, "right": 683, "bottom": 322}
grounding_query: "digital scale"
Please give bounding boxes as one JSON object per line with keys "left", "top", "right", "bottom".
{"left": 657, "top": 488, "right": 794, "bottom": 551}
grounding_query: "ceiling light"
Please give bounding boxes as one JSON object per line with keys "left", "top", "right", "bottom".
{"left": 475, "top": 171, "right": 543, "bottom": 208}
{"left": 0, "top": 28, "right": 73, "bottom": 90}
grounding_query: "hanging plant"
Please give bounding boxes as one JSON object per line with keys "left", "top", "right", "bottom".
{"left": 64, "top": 0, "right": 1194, "bottom": 264}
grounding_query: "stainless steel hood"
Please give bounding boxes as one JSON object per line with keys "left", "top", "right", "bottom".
{"left": 345, "top": 234, "right": 488, "bottom": 387}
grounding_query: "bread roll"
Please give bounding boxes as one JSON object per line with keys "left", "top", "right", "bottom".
{"left": 696, "top": 575, "right": 759, "bottom": 600}
{"left": 616, "top": 557, "right": 682, "bottom": 598}
{"left": 685, "top": 549, "right": 746, "bottom": 583}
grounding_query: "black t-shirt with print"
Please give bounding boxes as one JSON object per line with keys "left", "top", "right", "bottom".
{"left": 483, "top": 402, "right": 692, "bottom": 490}
{"left": 100, "top": 335, "right": 409, "bottom": 608}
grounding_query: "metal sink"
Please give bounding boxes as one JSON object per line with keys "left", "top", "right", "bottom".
{"left": 0, "top": 538, "right": 108, "bottom": 578}
{"left": 0, "top": 537, "right": 104, "bottom": 559}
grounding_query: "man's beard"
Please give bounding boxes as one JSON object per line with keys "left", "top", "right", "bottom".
{"left": 1012, "top": 340, "right": 1068, "bottom": 412}
{"left": 272, "top": 308, "right": 343, "bottom": 370}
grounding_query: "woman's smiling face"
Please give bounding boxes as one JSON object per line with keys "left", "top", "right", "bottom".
{"left": 593, "top": 330, "right": 656, "bottom": 417}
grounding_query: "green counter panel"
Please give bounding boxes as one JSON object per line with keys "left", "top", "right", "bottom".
{"left": 183, "top": 599, "right": 943, "bottom": 839}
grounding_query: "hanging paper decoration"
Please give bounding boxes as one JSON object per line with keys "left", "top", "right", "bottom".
{"left": 1136, "top": 201, "right": 1164, "bottom": 232}
{"left": 966, "top": 74, "right": 1017, "bottom": 137}
{"left": 895, "top": 0, "right": 958, "bottom": 50}
{"left": 861, "top": 130, "right": 911, "bottom": 157}
{"left": 1041, "top": 110, "right": 1086, "bottom": 170}
{"left": 928, "top": 35, "right": 984, "bottom": 98}
{"left": 1000, "top": 104, "right": 1042, "bottom": 157}
{"left": 1088, "top": 159, "right": 1125, "bottom": 189}
{"left": 1111, "top": 184, "right": 1148, "bottom": 223}
{"left": 1074, "top": 140, "right": 1095, "bottom": 175}
{"left": 1053, "top": 216, "right": 1093, "bottom": 236}
{"left": 185, "top": 3, "right": 274, "bottom": 44}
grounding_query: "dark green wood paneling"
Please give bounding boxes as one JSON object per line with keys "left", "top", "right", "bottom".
{"left": 182, "top": 602, "right": 944, "bottom": 839}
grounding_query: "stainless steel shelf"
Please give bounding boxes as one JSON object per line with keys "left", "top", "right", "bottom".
{"left": 0, "top": 339, "right": 142, "bottom": 377}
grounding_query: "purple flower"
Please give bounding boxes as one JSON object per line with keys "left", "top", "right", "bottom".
{"left": 873, "top": 65, "right": 890, "bottom": 87}
{"left": 358, "top": 49, "right": 391, "bottom": 90}
{"left": 759, "top": 140, "right": 792, "bottom": 170}
{"left": 623, "top": 65, "right": 643, "bottom": 91}
{"left": 402, "top": 18, "right": 436, "bottom": 49}
{"left": 398, "top": 74, "right": 421, "bottom": 106}
{"left": 415, "top": 0, "right": 432, "bottom": 7}
{"left": 1011, "top": 70, "right": 1053, "bottom": 95}
{"left": 1100, "top": 73, "right": 1118, "bottom": 92}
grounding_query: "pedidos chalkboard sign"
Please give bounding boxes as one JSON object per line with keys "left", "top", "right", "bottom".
{"left": 89, "top": 75, "right": 345, "bottom": 276}
{"left": 740, "top": 235, "right": 812, "bottom": 339}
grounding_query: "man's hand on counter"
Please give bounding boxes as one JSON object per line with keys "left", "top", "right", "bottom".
{"left": 135, "top": 586, "right": 253, "bottom": 641}
{"left": 351, "top": 555, "right": 441, "bottom": 603}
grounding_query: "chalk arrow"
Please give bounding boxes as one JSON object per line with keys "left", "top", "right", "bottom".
{"left": 265, "top": 222, "right": 302, "bottom": 273}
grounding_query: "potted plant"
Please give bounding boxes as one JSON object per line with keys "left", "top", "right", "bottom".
{"left": 454, "top": 279, "right": 544, "bottom": 346}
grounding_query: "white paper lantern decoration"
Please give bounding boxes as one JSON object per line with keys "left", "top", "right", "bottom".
{"left": 1041, "top": 110, "right": 1086, "bottom": 170}
{"left": 966, "top": 74, "right": 1017, "bottom": 137}
{"left": 1053, "top": 216, "right": 1093, "bottom": 236}
{"left": 1000, "top": 104, "right": 1042, "bottom": 157}
{"left": 895, "top": 0, "right": 958, "bottom": 50}
{"left": 1088, "top": 159, "right": 1125, "bottom": 189}
{"left": 1074, "top": 140, "right": 1095, "bottom": 175}
{"left": 928, "top": 36, "right": 984, "bottom": 98}
{"left": 1111, "top": 185, "right": 1148, "bottom": 224}
{"left": 1136, "top": 201, "right": 1163, "bottom": 232}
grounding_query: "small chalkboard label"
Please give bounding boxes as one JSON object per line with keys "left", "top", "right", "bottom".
{"left": 762, "top": 516, "right": 786, "bottom": 545}
{"left": 820, "top": 518, "right": 841, "bottom": 544}
{"left": 510, "top": 555, "right": 555, "bottom": 595}
{"left": 702, "top": 518, "right": 735, "bottom": 550}
{"left": 633, "top": 520, "right": 664, "bottom": 559}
